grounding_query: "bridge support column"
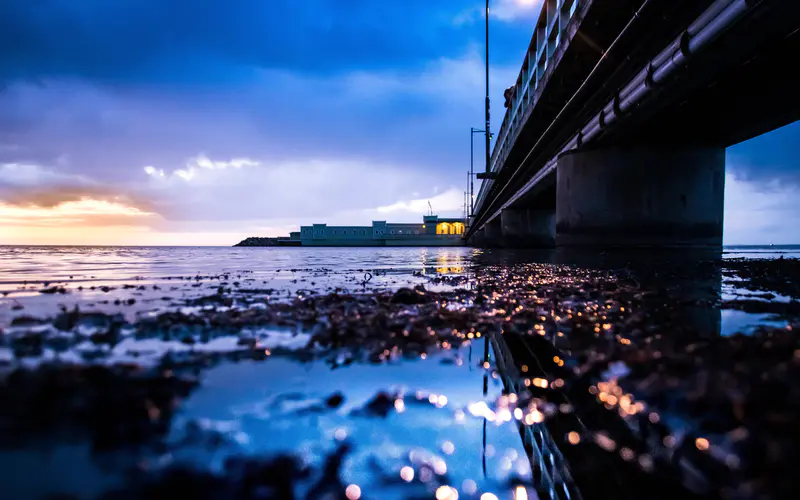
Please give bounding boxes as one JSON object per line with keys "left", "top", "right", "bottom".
{"left": 483, "top": 217, "right": 502, "bottom": 248}
{"left": 526, "top": 209, "right": 556, "bottom": 248}
{"left": 556, "top": 147, "right": 725, "bottom": 247}
{"left": 500, "top": 208, "right": 555, "bottom": 248}
{"left": 470, "top": 228, "right": 486, "bottom": 247}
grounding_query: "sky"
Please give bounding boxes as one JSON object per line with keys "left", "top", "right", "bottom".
{"left": 0, "top": 0, "right": 798, "bottom": 246}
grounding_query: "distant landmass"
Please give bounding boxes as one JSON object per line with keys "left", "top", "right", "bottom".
{"left": 233, "top": 237, "right": 299, "bottom": 247}
{"left": 234, "top": 215, "right": 467, "bottom": 247}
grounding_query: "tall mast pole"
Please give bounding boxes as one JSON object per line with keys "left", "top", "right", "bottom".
{"left": 484, "top": 0, "right": 491, "bottom": 175}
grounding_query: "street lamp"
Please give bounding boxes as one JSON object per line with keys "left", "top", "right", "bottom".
{"left": 469, "top": 127, "right": 485, "bottom": 217}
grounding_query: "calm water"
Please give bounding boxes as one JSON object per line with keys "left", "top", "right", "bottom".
{"left": 2, "top": 245, "right": 797, "bottom": 332}
{"left": 0, "top": 245, "right": 798, "bottom": 499}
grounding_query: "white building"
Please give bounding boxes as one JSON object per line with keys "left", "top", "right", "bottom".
{"left": 292, "top": 215, "right": 465, "bottom": 246}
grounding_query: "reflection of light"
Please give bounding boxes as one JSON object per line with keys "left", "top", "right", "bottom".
{"left": 497, "top": 408, "right": 513, "bottom": 422}
{"left": 514, "top": 486, "right": 529, "bottom": 500}
{"left": 436, "top": 486, "right": 458, "bottom": 500}
{"left": 400, "top": 466, "right": 415, "bottom": 482}
{"left": 463, "top": 480, "right": 478, "bottom": 495}
{"left": 594, "top": 432, "right": 617, "bottom": 451}
{"left": 523, "top": 409, "right": 544, "bottom": 425}
{"left": 345, "top": 484, "right": 361, "bottom": 500}
{"left": 568, "top": 431, "right": 581, "bottom": 444}
{"left": 467, "top": 401, "right": 496, "bottom": 421}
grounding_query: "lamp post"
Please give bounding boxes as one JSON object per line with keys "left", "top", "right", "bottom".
{"left": 469, "top": 127, "right": 485, "bottom": 218}
{"left": 477, "top": 0, "right": 497, "bottom": 181}
{"left": 484, "top": 0, "right": 490, "bottom": 174}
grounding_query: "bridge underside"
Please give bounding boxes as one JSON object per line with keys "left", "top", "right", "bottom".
{"left": 470, "top": 0, "right": 800, "bottom": 249}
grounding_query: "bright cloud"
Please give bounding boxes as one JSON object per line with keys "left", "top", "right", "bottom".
{"left": 143, "top": 166, "right": 165, "bottom": 178}
{"left": 491, "top": 0, "right": 544, "bottom": 21}
{"left": 723, "top": 171, "right": 800, "bottom": 244}
{"left": 0, "top": 162, "right": 94, "bottom": 188}
{"left": 145, "top": 154, "right": 261, "bottom": 183}
{"left": 375, "top": 188, "right": 464, "bottom": 215}
{"left": 456, "top": 0, "right": 543, "bottom": 24}
{"left": 0, "top": 198, "right": 156, "bottom": 227}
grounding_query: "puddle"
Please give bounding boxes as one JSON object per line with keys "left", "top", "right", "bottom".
{"left": 0, "top": 345, "right": 540, "bottom": 500}
{"left": 720, "top": 309, "right": 788, "bottom": 336}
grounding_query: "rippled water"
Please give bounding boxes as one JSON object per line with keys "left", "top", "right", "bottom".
{"left": 3, "top": 244, "right": 796, "bottom": 334}
{"left": 0, "top": 245, "right": 798, "bottom": 499}
{"left": 0, "top": 246, "right": 473, "bottom": 324}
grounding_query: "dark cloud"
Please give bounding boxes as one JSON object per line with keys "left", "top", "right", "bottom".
{"left": 0, "top": 0, "right": 533, "bottom": 86}
{"left": 0, "top": 0, "right": 530, "bottom": 195}
{"left": 0, "top": 52, "right": 519, "bottom": 191}
{"left": 0, "top": 186, "right": 105, "bottom": 208}
{"left": 0, "top": 161, "right": 152, "bottom": 213}
{"left": 728, "top": 121, "right": 800, "bottom": 185}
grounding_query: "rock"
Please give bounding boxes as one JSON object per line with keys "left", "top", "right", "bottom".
{"left": 325, "top": 392, "right": 345, "bottom": 409}
{"left": 391, "top": 288, "right": 425, "bottom": 305}
{"left": 362, "top": 391, "right": 394, "bottom": 417}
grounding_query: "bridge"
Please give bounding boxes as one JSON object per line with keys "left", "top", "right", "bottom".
{"left": 467, "top": 0, "right": 800, "bottom": 248}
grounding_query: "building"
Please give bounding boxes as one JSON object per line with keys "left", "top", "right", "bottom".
{"left": 291, "top": 215, "right": 465, "bottom": 246}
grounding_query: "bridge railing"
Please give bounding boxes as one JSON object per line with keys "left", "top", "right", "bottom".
{"left": 474, "top": 0, "right": 580, "bottom": 218}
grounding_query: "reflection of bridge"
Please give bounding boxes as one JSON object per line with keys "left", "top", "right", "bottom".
{"left": 468, "top": 0, "right": 800, "bottom": 248}
{"left": 474, "top": 249, "right": 725, "bottom": 498}
{"left": 486, "top": 333, "right": 581, "bottom": 499}
{"left": 489, "top": 328, "right": 714, "bottom": 499}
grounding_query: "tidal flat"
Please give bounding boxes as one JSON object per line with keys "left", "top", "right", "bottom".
{"left": 0, "top": 246, "right": 797, "bottom": 499}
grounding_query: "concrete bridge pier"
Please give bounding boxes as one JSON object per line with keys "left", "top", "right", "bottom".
{"left": 556, "top": 147, "right": 725, "bottom": 248}
{"left": 500, "top": 208, "right": 555, "bottom": 248}
{"left": 483, "top": 218, "right": 503, "bottom": 248}
{"left": 470, "top": 228, "right": 486, "bottom": 247}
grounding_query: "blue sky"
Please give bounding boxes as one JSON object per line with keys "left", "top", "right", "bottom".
{"left": 0, "top": 0, "right": 797, "bottom": 245}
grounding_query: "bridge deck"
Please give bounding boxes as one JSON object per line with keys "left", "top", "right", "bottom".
{"left": 470, "top": 0, "right": 800, "bottom": 236}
